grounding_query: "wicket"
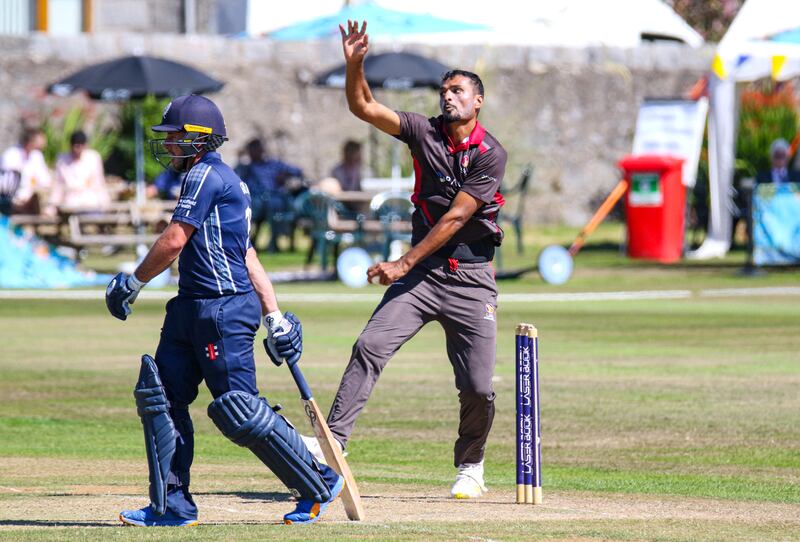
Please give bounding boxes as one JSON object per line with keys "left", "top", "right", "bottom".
{"left": 516, "top": 323, "right": 542, "bottom": 504}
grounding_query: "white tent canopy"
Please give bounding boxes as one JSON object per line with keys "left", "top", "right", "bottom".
{"left": 251, "top": 0, "right": 703, "bottom": 48}
{"left": 690, "top": 0, "right": 800, "bottom": 259}
{"left": 373, "top": 0, "right": 703, "bottom": 47}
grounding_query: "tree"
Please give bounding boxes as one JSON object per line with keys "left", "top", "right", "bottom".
{"left": 667, "top": 0, "right": 744, "bottom": 42}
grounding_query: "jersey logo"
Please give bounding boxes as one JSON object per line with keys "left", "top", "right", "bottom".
{"left": 175, "top": 196, "right": 198, "bottom": 213}
{"left": 239, "top": 181, "right": 250, "bottom": 196}
{"left": 205, "top": 343, "right": 219, "bottom": 361}
{"left": 436, "top": 171, "right": 459, "bottom": 188}
{"left": 483, "top": 304, "right": 496, "bottom": 321}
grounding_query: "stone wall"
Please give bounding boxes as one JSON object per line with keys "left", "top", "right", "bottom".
{"left": 0, "top": 33, "right": 714, "bottom": 224}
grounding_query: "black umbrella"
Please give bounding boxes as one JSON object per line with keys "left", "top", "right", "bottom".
{"left": 48, "top": 55, "right": 224, "bottom": 206}
{"left": 48, "top": 55, "right": 223, "bottom": 100}
{"left": 314, "top": 52, "right": 449, "bottom": 90}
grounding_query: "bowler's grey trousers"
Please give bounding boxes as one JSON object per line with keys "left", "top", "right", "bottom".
{"left": 327, "top": 257, "right": 498, "bottom": 467}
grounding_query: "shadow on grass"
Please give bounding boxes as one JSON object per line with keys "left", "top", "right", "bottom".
{"left": 0, "top": 520, "right": 117, "bottom": 527}
{"left": 198, "top": 491, "right": 292, "bottom": 503}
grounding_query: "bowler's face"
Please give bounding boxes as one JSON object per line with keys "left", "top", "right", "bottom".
{"left": 439, "top": 75, "right": 483, "bottom": 122}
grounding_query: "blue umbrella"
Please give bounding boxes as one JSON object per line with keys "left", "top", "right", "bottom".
{"left": 268, "top": 1, "right": 488, "bottom": 41}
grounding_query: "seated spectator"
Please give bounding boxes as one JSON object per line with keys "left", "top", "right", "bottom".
{"left": 756, "top": 139, "right": 800, "bottom": 185}
{"left": 46, "top": 130, "right": 110, "bottom": 215}
{"left": 0, "top": 127, "right": 51, "bottom": 215}
{"left": 330, "top": 140, "right": 364, "bottom": 192}
{"left": 146, "top": 168, "right": 184, "bottom": 200}
{"left": 235, "top": 137, "right": 303, "bottom": 252}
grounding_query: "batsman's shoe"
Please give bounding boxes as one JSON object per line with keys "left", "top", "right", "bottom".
{"left": 450, "top": 461, "right": 488, "bottom": 499}
{"left": 119, "top": 506, "right": 198, "bottom": 527}
{"left": 283, "top": 473, "right": 344, "bottom": 524}
{"left": 300, "top": 434, "right": 346, "bottom": 466}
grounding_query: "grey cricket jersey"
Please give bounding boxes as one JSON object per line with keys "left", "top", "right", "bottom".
{"left": 326, "top": 112, "right": 509, "bottom": 467}
{"left": 397, "top": 111, "right": 507, "bottom": 261}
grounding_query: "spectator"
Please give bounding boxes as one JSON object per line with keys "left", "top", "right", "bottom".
{"left": 147, "top": 168, "right": 184, "bottom": 200}
{"left": 235, "top": 137, "right": 303, "bottom": 252}
{"left": 47, "top": 130, "right": 110, "bottom": 215}
{"left": 756, "top": 139, "right": 800, "bottom": 185}
{"left": 330, "top": 140, "right": 364, "bottom": 191}
{"left": 0, "top": 127, "right": 51, "bottom": 215}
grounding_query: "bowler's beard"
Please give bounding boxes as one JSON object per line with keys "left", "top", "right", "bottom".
{"left": 442, "top": 104, "right": 476, "bottom": 123}
{"left": 442, "top": 110, "right": 461, "bottom": 122}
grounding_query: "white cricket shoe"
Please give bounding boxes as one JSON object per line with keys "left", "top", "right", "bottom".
{"left": 450, "top": 461, "right": 488, "bottom": 499}
{"left": 301, "top": 434, "right": 345, "bottom": 466}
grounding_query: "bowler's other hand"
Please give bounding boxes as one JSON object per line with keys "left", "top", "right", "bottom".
{"left": 367, "top": 260, "right": 410, "bottom": 286}
{"left": 105, "top": 272, "right": 143, "bottom": 321}
{"left": 264, "top": 312, "right": 303, "bottom": 366}
{"left": 339, "top": 19, "right": 369, "bottom": 64}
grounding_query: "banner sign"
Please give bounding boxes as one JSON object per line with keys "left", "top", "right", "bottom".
{"left": 632, "top": 98, "right": 708, "bottom": 188}
{"left": 753, "top": 182, "right": 800, "bottom": 266}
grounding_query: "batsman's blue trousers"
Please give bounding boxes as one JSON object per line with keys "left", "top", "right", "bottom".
{"left": 153, "top": 290, "right": 261, "bottom": 519}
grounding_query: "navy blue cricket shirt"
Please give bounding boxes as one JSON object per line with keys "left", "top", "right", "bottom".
{"left": 171, "top": 152, "right": 254, "bottom": 298}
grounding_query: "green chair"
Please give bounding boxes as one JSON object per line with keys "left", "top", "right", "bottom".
{"left": 369, "top": 191, "right": 413, "bottom": 261}
{"left": 294, "top": 190, "right": 365, "bottom": 271}
{"left": 499, "top": 164, "right": 533, "bottom": 255}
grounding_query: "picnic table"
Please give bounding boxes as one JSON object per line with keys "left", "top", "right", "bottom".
{"left": 8, "top": 200, "right": 176, "bottom": 255}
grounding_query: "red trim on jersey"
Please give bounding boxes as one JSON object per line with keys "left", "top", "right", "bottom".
{"left": 420, "top": 200, "right": 435, "bottom": 225}
{"left": 441, "top": 119, "right": 487, "bottom": 154}
{"left": 411, "top": 157, "right": 422, "bottom": 205}
{"left": 207, "top": 343, "right": 216, "bottom": 361}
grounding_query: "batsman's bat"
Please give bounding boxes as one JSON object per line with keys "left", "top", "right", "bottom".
{"left": 288, "top": 363, "right": 365, "bottom": 521}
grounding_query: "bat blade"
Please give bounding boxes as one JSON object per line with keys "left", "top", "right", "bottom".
{"left": 302, "top": 397, "right": 365, "bottom": 521}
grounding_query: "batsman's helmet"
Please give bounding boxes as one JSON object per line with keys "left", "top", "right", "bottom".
{"left": 149, "top": 95, "right": 228, "bottom": 170}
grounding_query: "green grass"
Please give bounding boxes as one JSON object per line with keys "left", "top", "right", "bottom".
{"left": 1, "top": 520, "right": 798, "bottom": 542}
{"left": 1, "top": 228, "right": 799, "bottom": 540}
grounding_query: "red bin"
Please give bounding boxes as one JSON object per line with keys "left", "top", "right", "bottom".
{"left": 619, "top": 155, "right": 685, "bottom": 263}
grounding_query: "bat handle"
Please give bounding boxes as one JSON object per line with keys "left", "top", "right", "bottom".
{"left": 289, "top": 363, "right": 314, "bottom": 401}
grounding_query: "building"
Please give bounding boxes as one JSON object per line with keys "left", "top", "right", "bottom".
{"left": 0, "top": 0, "right": 248, "bottom": 36}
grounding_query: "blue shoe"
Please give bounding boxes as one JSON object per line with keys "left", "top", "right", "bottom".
{"left": 119, "top": 506, "right": 198, "bottom": 527}
{"left": 283, "top": 474, "right": 345, "bottom": 525}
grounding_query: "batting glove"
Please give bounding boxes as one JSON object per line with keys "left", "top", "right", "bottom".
{"left": 264, "top": 311, "right": 303, "bottom": 367}
{"left": 105, "top": 272, "right": 146, "bottom": 321}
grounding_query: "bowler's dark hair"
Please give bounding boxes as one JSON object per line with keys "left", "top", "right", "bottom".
{"left": 441, "top": 70, "right": 484, "bottom": 97}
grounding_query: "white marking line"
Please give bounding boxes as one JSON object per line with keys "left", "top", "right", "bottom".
{"left": 0, "top": 486, "right": 22, "bottom": 493}
{"left": 0, "top": 286, "right": 798, "bottom": 303}
{"left": 498, "top": 290, "right": 692, "bottom": 302}
{"left": 700, "top": 286, "right": 800, "bottom": 298}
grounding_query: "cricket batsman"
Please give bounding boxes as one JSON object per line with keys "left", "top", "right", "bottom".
{"left": 105, "top": 95, "right": 343, "bottom": 526}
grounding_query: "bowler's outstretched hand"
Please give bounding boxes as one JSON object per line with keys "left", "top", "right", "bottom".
{"left": 339, "top": 19, "right": 369, "bottom": 64}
